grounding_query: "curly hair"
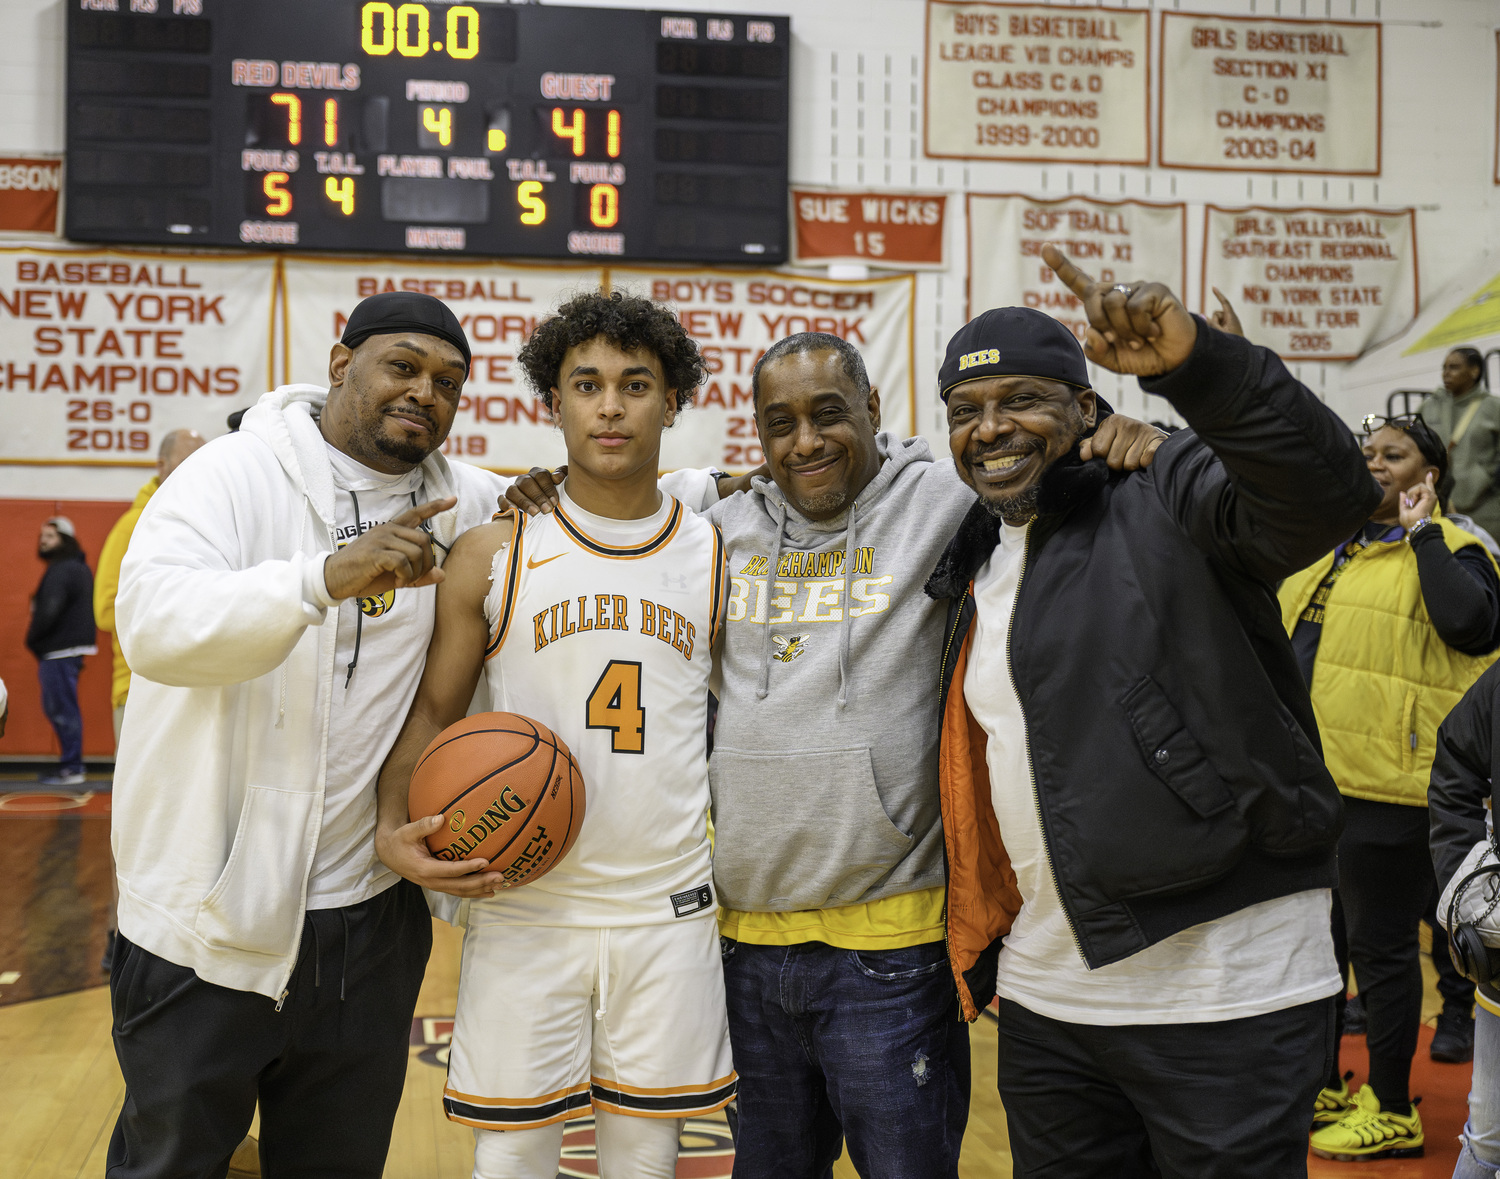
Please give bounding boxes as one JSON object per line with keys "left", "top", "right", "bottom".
{"left": 517, "top": 290, "right": 705, "bottom": 414}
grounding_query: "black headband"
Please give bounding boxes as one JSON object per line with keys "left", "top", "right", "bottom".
{"left": 341, "top": 291, "right": 471, "bottom": 368}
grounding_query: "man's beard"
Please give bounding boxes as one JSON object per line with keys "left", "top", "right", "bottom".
{"left": 980, "top": 484, "right": 1040, "bottom": 525}
{"left": 367, "top": 414, "right": 432, "bottom": 467}
{"left": 792, "top": 486, "right": 849, "bottom": 518}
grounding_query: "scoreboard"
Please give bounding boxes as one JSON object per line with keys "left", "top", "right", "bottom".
{"left": 64, "top": 1, "right": 790, "bottom": 264}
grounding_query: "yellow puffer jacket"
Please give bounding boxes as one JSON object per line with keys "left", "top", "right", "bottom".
{"left": 94, "top": 476, "right": 157, "bottom": 709}
{"left": 1279, "top": 514, "right": 1500, "bottom": 806}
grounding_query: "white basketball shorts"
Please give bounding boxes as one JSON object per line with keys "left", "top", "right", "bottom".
{"left": 443, "top": 916, "right": 736, "bottom": 1130}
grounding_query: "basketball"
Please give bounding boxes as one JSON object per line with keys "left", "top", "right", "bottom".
{"left": 408, "top": 712, "right": 586, "bottom": 888}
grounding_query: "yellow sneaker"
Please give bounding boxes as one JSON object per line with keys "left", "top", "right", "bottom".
{"left": 1312, "top": 1072, "right": 1354, "bottom": 1126}
{"left": 1309, "top": 1084, "right": 1424, "bottom": 1160}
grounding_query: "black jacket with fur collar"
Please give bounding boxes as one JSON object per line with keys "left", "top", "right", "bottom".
{"left": 925, "top": 322, "right": 1381, "bottom": 969}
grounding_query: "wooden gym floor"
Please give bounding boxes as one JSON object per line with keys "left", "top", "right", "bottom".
{"left": 0, "top": 779, "right": 1470, "bottom": 1177}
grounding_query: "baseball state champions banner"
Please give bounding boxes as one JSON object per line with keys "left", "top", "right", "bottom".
{"left": 1158, "top": 14, "right": 1381, "bottom": 174}
{"left": 0, "top": 248, "right": 275, "bottom": 466}
{"left": 610, "top": 268, "right": 915, "bottom": 474}
{"left": 283, "top": 257, "right": 604, "bottom": 475}
{"left": 1201, "top": 205, "right": 1417, "bottom": 362}
{"left": 925, "top": 1, "right": 1150, "bottom": 166}
{"left": 967, "top": 194, "right": 1187, "bottom": 333}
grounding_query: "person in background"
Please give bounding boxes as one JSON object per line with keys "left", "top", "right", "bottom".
{"left": 1281, "top": 415, "right": 1500, "bottom": 1160}
{"left": 28, "top": 516, "right": 97, "bottom": 787}
{"left": 94, "top": 428, "right": 207, "bottom": 742}
{"left": 1422, "top": 347, "right": 1500, "bottom": 539}
{"left": 1430, "top": 660, "right": 1500, "bottom": 1179}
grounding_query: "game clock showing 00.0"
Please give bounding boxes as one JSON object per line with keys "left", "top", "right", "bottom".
{"left": 65, "top": 0, "right": 790, "bottom": 263}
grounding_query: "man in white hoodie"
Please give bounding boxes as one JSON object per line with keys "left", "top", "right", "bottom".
{"left": 107, "top": 293, "right": 510, "bottom": 1179}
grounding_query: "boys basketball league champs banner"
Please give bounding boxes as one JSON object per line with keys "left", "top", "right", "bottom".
{"left": 0, "top": 247, "right": 275, "bottom": 467}
{"left": 282, "top": 260, "right": 916, "bottom": 475}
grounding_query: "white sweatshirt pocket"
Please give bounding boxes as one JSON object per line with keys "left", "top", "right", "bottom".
{"left": 709, "top": 746, "right": 913, "bottom": 911}
{"left": 193, "top": 785, "right": 316, "bottom": 957}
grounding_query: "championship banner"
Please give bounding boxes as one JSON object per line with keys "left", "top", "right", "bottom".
{"left": 0, "top": 158, "right": 61, "bottom": 236}
{"left": 925, "top": 1, "right": 1150, "bottom": 166}
{"left": 0, "top": 248, "right": 276, "bottom": 466}
{"left": 966, "top": 194, "right": 1186, "bottom": 335}
{"left": 282, "top": 257, "right": 604, "bottom": 474}
{"left": 1159, "top": 13, "right": 1381, "bottom": 175}
{"left": 609, "top": 268, "right": 916, "bottom": 473}
{"left": 1201, "top": 205, "right": 1417, "bottom": 362}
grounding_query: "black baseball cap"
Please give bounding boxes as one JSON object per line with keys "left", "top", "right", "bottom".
{"left": 940, "top": 307, "right": 1089, "bottom": 401}
{"left": 341, "top": 291, "right": 471, "bottom": 368}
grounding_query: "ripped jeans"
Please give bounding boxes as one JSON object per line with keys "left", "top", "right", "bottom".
{"left": 1457, "top": 1002, "right": 1500, "bottom": 1178}
{"left": 721, "top": 938, "right": 968, "bottom": 1179}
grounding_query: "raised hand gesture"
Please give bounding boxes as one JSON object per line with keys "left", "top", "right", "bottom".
{"left": 1399, "top": 471, "right": 1438, "bottom": 531}
{"left": 1042, "top": 243, "right": 1198, "bottom": 378}
{"left": 323, "top": 496, "right": 457, "bottom": 600}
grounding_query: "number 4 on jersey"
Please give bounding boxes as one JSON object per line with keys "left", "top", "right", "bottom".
{"left": 586, "top": 660, "right": 645, "bottom": 754}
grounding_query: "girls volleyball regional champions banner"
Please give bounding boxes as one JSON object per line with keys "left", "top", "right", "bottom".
{"left": 284, "top": 259, "right": 916, "bottom": 475}
{"left": 0, "top": 247, "right": 275, "bottom": 467}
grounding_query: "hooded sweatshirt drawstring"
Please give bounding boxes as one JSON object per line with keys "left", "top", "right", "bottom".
{"left": 758, "top": 498, "right": 790, "bottom": 700}
{"left": 836, "top": 501, "right": 858, "bottom": 709}
{"left": 344, "top": 489, "right": 363, "bottom": 689}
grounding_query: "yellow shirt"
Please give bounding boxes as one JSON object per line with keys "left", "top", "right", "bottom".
{"left": 94, "top": 477, "right": 158, "bottom": 710}
{"left": 719, "top": 885, "right": 947, "bottom": 950}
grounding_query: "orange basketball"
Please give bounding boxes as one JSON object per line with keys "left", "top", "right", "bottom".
{"left": 408, "top": 712, "right": 585, "bottom": 888}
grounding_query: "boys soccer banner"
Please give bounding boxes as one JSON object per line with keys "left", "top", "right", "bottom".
{"left": 1201, "top": 205, "right": 1417, "bottom": 362}
{"left": 609, "top": 268, "right": 916, "bottom": 474}
{"left": 282, "top": 257, "right": 604, "bottom": 475}
{"left": 0, "top": 247, "right": 275, "bottom": 467}
{"left": 967, "top": 194, "right": 1187, "bottom": 332}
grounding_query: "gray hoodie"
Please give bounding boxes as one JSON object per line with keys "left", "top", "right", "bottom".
{"left": 706, "top": 433, "right": 977, "bottom": 913}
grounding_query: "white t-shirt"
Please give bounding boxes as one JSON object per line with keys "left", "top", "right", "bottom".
{"left": 962, "top": 519, "right": 1340, "bottom": 1025}
{"left": 303, "top": 445, "right": 437, "bottom": 909}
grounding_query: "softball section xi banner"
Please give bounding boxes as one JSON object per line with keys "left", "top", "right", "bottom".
{"left": 967, "top": 194, "right": 1187, "bottom": 331}
{"left": 284, "top": 259, "right": 916, "bottom": 474}
{"left": 0, "top": 248, "right": 275, "bottom": 466}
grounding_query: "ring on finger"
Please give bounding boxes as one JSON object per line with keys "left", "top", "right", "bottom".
{"left": 1111, "top": 283, "right": 1133, "bottom": 295}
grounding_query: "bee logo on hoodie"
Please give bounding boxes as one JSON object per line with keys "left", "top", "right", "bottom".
{"left": 337, "top": 537, "right": 396, "bottom": 617}
{"left": 772, "top": 634, "right": 810, "bottom": 663}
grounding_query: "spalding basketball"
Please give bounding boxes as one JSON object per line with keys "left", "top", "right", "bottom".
{"left": 408, "top": 712, "right": 585, "bottom": 888}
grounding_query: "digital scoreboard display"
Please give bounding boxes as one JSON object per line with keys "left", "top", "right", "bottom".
{"left": 65, "top": 1, "right": 790, "bottom": 264}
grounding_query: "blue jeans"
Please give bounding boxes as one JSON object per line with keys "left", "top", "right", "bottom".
{"left": 721, "top": 938, "right": 968, "bottom": 1179}
{"left": 1457, "top": 1001, "right": 1500, "bottom": 1177}
{"left": 37, "top": 656, "right": 84, "bottom": 774}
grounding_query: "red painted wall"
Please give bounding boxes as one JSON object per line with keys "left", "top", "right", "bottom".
{"left": 2, "top": 496, "right": 137, "bottom": 759}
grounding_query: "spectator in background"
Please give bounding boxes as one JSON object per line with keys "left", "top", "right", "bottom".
{"left": 95, "top": 429, "right": 207, "bottom": 742}
{"left": 1282, "top": 416, "right": 1500, "bottom": 1160}
{"left": 27, "top": 517, "right": 97, "bottom": 787}
{"left": 1422, "top": 347, "right": 1500, "bottom": 539}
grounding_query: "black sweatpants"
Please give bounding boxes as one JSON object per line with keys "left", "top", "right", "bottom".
{"left": 994, "top": 995, "right": 1335, "bottom": 1179}
{"left": 1330, "top": 796, "right": 1432, "bottom": 1111}
{"left": 107, "top": 879, "right": 432, "bottom": 1179}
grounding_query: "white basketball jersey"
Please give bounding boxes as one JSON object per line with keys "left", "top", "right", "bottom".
{"left": 476, "top": 486, "right": 726, "bottom": 927}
